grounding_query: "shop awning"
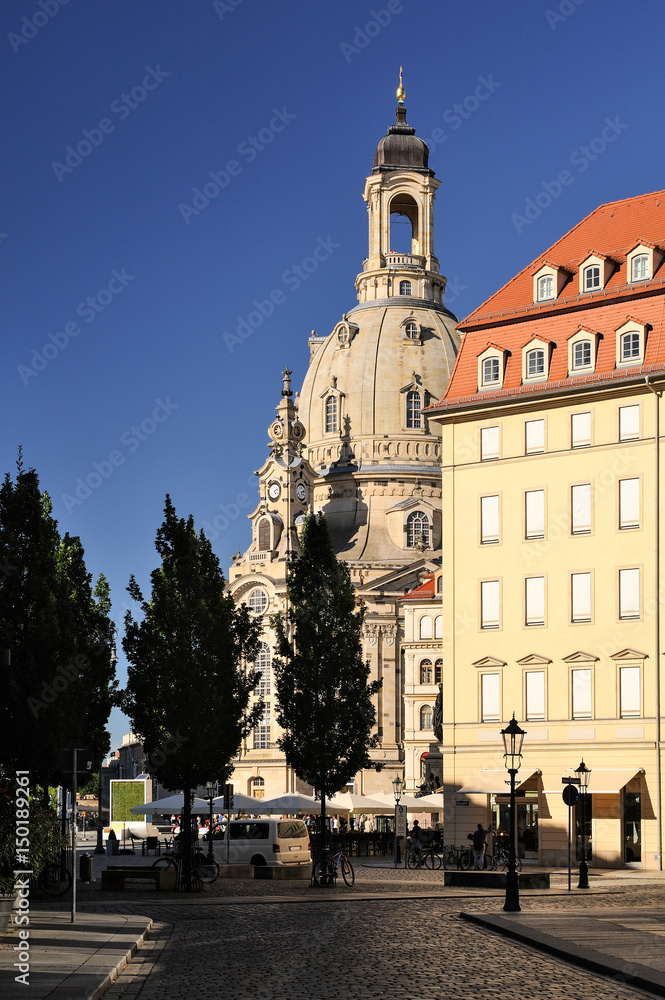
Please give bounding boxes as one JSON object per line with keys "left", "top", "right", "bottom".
{"left": 544, "top": 768, "right": 643, "bottom": 794}
{"left": 456, "top": 769, "right": 540, "bottom": 795}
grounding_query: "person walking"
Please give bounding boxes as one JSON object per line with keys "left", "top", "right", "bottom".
{"left": 410, "top": 819, "right": 427, "bottom": 867}
{"left": 471, "top": 822, "right": 492, "bottom": 870}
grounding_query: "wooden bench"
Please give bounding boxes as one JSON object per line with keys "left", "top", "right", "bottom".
{"left": 102, "top": 866, "right": 176, "bottom": 891}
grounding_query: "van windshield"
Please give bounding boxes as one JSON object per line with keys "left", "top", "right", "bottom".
{"left": 278, "top": 822, "right": 307, "bottom": 838}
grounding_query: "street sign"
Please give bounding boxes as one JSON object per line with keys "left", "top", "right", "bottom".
{"left": 562, "top": 784, "right": 579, "bottom": 807}
{"left": 562, "top": 777, "right": 581, "bottom": 784}
{"left": 396, "top": 804, "right": 407, "bottom": 837}
{"left": 57, "top": 746, "right": 93, "bottom": 776}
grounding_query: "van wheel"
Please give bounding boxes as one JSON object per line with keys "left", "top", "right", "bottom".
{"left": 251, "top": 855, "right": 267, "bottom": 866}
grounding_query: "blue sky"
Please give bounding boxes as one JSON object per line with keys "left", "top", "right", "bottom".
{"left": 2, "top": 0, "right": 664, "bottom": 751}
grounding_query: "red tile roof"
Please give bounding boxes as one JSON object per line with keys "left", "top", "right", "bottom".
{"left": 399, "top": 574, "right": 436, "bottom": 601}
{"left": 430, "top": 190, "right": 665, "bottom": 411}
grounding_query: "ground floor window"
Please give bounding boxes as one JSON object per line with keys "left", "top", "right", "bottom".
{"left": 623, "top": 789, "right": 641, "bottom": 864}
{"left": 492, "top": 796, "right": 539, "bottom": 860}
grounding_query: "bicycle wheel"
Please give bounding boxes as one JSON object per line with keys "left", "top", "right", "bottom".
{"left": 491, "top": 852, "right": 506, "bottom": 872}
{"left": 341, "top": 856, "right": 355, "bottom": 886}
{"left": 406, "top": 851, "right": 420, "bottom": 869}
{"left": 39, "top": 863, "right": 72, "bottom": 897}
{"left": 196, "top": 854, "right": 219, "bottom": 883}
{"left": 442, "top": 848, "right": 457, "bottom": 870}
{"left": 458, "top": 849, "right": 472, "bottom": 871}
{"left": 152, "top": 856, "right": 177, "bottom": 871}
{"left": 424, "top": 850, "right": 442, "bottom": 871}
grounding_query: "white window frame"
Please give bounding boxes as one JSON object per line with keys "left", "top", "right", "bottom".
{"left": 619, "top": 567, "right": 641, "bottom": 620}
{"left": 537, "top": 274, "right": 554, "bottom": 300}
{"left": 525, "top": 670, "right": 545, "bottom": 721}
{"left": 525, "top": 489, "right": 545, "bottom": 540}
{"left": 571, "top": 572, "right": 592, "bottom": 623}
{"left": 480, "top": 580, "right": 501, "bottom": 630}
{"left": 480, "top": 425, "right": 500, "bottom": 461}
{"left": 620, "top": 665, "right": 641, "bottom": 718}
{"left": 631, "top": 254, "right": 649, "bottom": 282}
{"left": 571, "top": 668, "right": 592, "bottom": 719}
{"left": 248, "top": 587, "right": 269, "bottom": 615}
{"left": 480, "top": 495, "right": 500, "bottom": 544}
{"left": 325, "top": 394, "right": 338, "bottom": 433}
{"left": 573, "top": 340, "right": 592, "bottom": 369}
{"left": 621, "top": 331, "right": 641, "bottom": 363}
{"left": 571, "top": 484, "right": 592, "bottom": 535}
{"left": 571, "top": 411, "right": 592, "bottom": 449}
{"left": 619, "top": 478, "right": 640, "bottom": 530}
{"left": 525, "top": 576, "right": 545, "bottom": 626}
{"left": 584, "top": 265, "right": 600, "bottom": 291}
{"left": 481, "top": 673, "right": 500, "bottom": 723}
{"left": 619, "top": 404, "right": 640, "bottom": 442}
{"left": 419, "top": 615, "right": 433, "bottom": 640}
{"left": 482, "top": 356, "right": 500, "bottom": 385}
{"left": 399, "top": 280, "right": 412, "bottom": 296}
{"left": 526, "top": 348, "right": 545, "bottom": 378}
{"left": 525, "top": 419, "right": 545, "bottom": 454}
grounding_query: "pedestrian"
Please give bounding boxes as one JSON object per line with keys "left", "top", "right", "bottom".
{"left": 471, "top": 822, "right": 492, "bottom": 870}
{"left": 410, "top": 819, "right": 427, "bottom": 866}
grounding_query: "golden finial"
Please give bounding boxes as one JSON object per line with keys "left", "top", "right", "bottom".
{"left": 396, "top": 66, "right": 405, "bottom": 105}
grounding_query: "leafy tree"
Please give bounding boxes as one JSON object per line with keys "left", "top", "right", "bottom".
{"left": 0, "top": 454, "right": 117, "bottom": 791}
{"left": 122, "top": 495, "right": 262, "bottom": 887}
{"left": 272, "top": 513, "right": 381, "bottom": 862}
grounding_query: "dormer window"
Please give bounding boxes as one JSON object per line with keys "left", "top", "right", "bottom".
{"left": 406, "top": 390, "right": 422, "bottom": 428}
{"left": 578, "top": 251, "right": 615, "bottom": 294}
{"left": 483, "top": 357, "right": 500, "bottom": 384}
{"left": 573, "top": 341, "right": 591, "bottom": 368}
{"left": 537, "top": 275, "right": 554, "bottom": 300}
{"left": 616, "top": 318, "right": 648, "bottom": 368}
{"left": 527, "top": 349, "right": 545, "bottom": 377}
{"left": 399, "top": 280, "right": 412, "bottom": 295}
{"left": 632, "top": 255, "right": 649, "bottom": 281}
{"left": 584, "top": 266, "right": 600, "bottom": 291}
{"left": 405, "top": 321, "right": 418, "bottom": 339}
{"left": 325, "top": 395, "right": 338, "bottom": 432}
{"left": 406, "top": 510, "right": 430, "bottom": 547}
{"left": 522, "top": 337, "right": 552, "bottom": 383}
{"left": 478, "top": 344, "right": 507, "bottom": 391}
{"left": 400, "top": 317, "right": 422, "bottom": 343}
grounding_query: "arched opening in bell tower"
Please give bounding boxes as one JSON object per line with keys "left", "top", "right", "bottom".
{"left": 389, "top": 193, "right": 419, "bottom": 254}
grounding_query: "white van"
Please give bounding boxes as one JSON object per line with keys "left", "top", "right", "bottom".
{"left": 207, "top": 819, "right": 311, "bottom": 867}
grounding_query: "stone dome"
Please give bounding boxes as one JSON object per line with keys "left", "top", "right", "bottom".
{"left": 373, "top": 106, "right": 433, "bottom": 175}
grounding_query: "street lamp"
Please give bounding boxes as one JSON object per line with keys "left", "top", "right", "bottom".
{"left": 501, "top": 713, "right": 526, "bottom": 912}
{"left": 575, "top": 760, "right": 591, "bottom": 889}
{"left": 205, "top": 780, "right": 217, "bottom": 859}
{"left": 392, "top": 775, "right": 404, "bottom": 868}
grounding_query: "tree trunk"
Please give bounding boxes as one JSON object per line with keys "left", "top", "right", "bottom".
{"left": 182, "top": 786, "right": 192, "bottom": 891}
{"left": 319, "top": 787, "right": 327, "bottom": 867}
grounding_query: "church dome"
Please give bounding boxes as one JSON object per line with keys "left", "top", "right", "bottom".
{"left": 373, "top": 106, "right": 432, "bottom": 174}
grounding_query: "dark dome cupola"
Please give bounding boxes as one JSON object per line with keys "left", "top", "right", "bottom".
{"left": 373, "top": 69, "right": 433, "bottom": 175}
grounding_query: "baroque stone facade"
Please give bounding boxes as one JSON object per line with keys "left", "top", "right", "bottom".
{"left": 227, "top": 90, "right": 459, "bottom": 800}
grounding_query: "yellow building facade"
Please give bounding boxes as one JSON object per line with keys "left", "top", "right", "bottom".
{"left": 430, "top": 190, "right": 665, "bottom": 868}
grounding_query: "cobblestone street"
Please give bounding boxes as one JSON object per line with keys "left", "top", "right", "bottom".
{"left": 89, "top": 866, "right": 665, "bottom": 1000}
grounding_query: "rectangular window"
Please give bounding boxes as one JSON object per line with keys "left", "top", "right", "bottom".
{"left": 525, "top": 490, "right": 545, "bottom": 539}
{"left": 481, "top": 673, "right": 500, "bottom": 722}
{"left": 253, "top": 702, "right": 271, "bottom": 749}
{"left": 572, "top": 669, "right": 592, "bottom": 719}
{"left": 525, "top": 671, "right": 545, "bottom": 721}
{"left": 480, "top": 426, "right": 500, "bottom": 461}
{"left": 619, "top": 405, "right": 640, "bottom": 441}
{"left": 525, "top": 419, "right": 544, "bottom": 454}
{"left": 525, "top": 576, "right": 545, "bottom": 626}
{"left": 571, "top": 412, "right": 591, "bottom": 448}
{"left": 619, "top": 568, "right": 641, "bottom": 619}
{"left": 619, "top": 478, "right": 640, "bottom": 529}
{"left": 571, "top": 572, "right": 592, "bottom": 623}
{"left": 480, "top": 580, "right": 500, "bottom": 629}
{"left": 620, "top": 666, "right": 641, "bottom": 718}
{"left": 571, "top": 484, "right": 591, "bottom": 534}
{"left": 480, "top": 495, "right": 500, "bottom": 544}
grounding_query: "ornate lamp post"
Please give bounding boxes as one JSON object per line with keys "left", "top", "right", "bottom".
{"left": 392, "top": 775, "right": 404, "bottom": 868}
{"left": 575, "top": 760, "right": 591, "bottom": 889}
{"left": 205, "top": 780, "right": 217, "bottom": 859}
{"left": 501, "top": 714, "right": 526, "bottom": 912}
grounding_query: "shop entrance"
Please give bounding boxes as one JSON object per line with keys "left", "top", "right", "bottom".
{"left": 492, "top": 793, "right": 539, "bottom": 861}
{"left": 623, "top": 789, "right": 641, "bottom": 864}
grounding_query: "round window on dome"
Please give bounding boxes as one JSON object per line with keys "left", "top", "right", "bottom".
{"left": 248, "top": 587, "right": 268, "bottom": 616}
{"left": 405, "top": 321, "right": 418, "bottom": 339}
{"left": 337, "top": 326, "right": 348, "bottom": 344}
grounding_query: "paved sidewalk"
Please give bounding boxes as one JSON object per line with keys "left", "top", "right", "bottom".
{"left": 462, "top": 906, "right": 665, "bottom": 997}
{"left": 0, "top": 911, "right": 152, "bottom": 1000}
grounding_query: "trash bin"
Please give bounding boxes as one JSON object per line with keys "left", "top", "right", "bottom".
{"left": 106, "top": 831, "right": 118, "bottom": 856}
{"left": 80, "top": 853, "right": 93, "bottom": 882}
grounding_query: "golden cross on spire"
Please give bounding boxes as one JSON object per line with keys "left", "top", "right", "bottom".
{"left": 396, "top": 66, "right": 405, "bottom": 105}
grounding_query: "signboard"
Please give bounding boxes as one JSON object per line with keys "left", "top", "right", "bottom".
{"left": 396, "top": 805, "right": 407, "bottom": 838}
{"left": 562, "top": 784, "right": 579, "bottom": 807}
{"left": 456, "top": 800, "right": 470, "bottom": 806}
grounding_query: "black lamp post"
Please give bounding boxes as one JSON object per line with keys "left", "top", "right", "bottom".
{"left": 205, "top": 781, "right": 217, "bottom": 859}
{"left": 575, "top": 760, "right": 591, "bottom": 889}
{"left": 501, "top": 713, "right": 526, "bottom": 912}
{"left": 392, "top": 775, "right": 403, "bottom": 868}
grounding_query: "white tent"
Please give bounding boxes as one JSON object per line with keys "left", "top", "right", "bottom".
{"left": 259, "top": 793, "right": 322, "bottom": 814}
{"left": 326, "top": 791, "right": 389, "bottom": 814}
{"left": 212, "top": 791, "right": 263, "bottom": 814}
{"left": 370, "top": 790, "right": 441, "bottom": 812}
{"left": 130, "top": 793, "right": 210, "bottom": 815}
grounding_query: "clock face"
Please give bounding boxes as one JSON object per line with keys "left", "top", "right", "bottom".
{"left": 268, "top": 481, "right": 281, "bottom": 501}
{"left": 296, "top": 483, "right": 306, "bottom": 502}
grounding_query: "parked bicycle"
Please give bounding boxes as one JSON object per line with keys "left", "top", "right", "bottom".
{"left": 442, "top": 844, "right": 472, "bottom": 870}
{"left": 407, "top": 843, "right": 442, "bottom": 869}
{"left": 489, "top": 843, "right": 522, "bottom": 872}
{"left": 37, "top": 860, "right": 72, "bottom": 896}
{"left": 153, "top": 847, "right": 219, "bottom": 885}
{"left": 312, "top": 849, "right": 355, "bottom": 887}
